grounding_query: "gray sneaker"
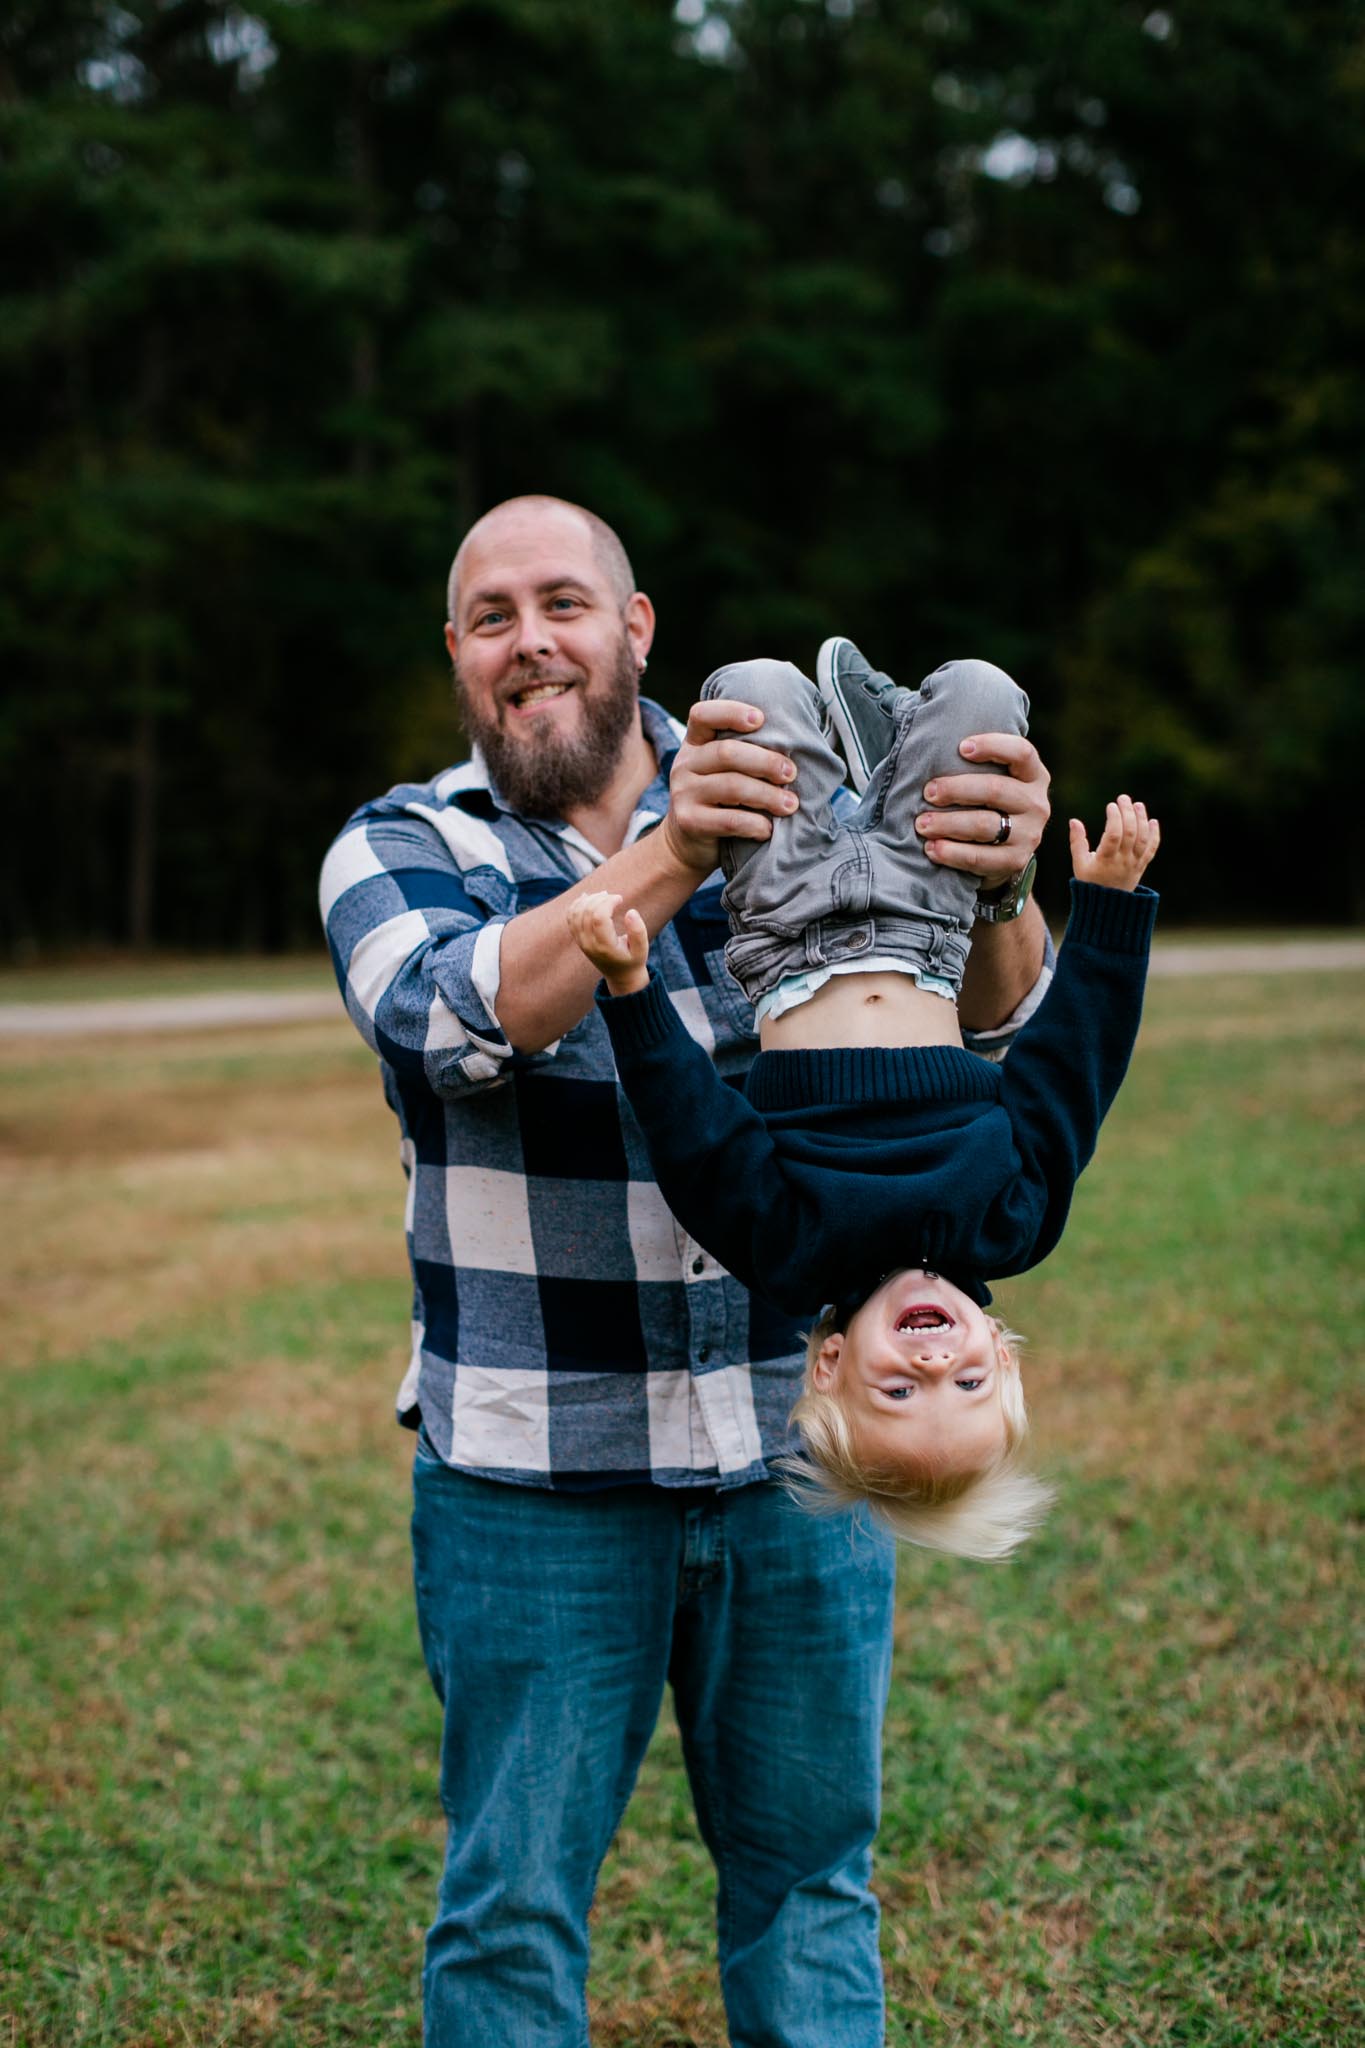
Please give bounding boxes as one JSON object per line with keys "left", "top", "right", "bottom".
{"left": 816, "top": 637, "right": 909, "bottom": 793}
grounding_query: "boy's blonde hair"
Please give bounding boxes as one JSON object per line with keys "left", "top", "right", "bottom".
{"left": 784, "top": 1308, "right": 1054, "bottom": 1562}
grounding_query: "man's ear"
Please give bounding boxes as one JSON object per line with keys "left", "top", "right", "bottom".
{"left": 443, "top": 621, "right": 458, "bottom": 664}
{"left": 625, "top": 590, "right": 655, "bottom": 670}
{"left": 810, "top": 1331, "right": 843, "bottom": 1393}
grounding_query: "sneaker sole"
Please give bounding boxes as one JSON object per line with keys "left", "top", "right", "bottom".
{"left": 816, "top": 636, "right": 874, "bottom": 793}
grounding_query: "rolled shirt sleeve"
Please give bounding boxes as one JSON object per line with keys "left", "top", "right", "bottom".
{"left": 320, "top": 810, "right": 526, "bottom": 1099}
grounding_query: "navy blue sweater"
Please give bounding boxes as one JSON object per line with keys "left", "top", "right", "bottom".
{"left": 599, "top": 881, "right": 1158, "bottom": 1319}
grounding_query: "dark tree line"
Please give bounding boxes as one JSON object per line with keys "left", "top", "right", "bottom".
{"left": 3, "top": 0, "right": 1362, "bottom": 953}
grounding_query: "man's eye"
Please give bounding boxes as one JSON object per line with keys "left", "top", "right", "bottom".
{"left": 549, "top": 595, "right": 579, "bottom": 611}
{"left": 476, "top": 610, "right": 508, "bottom": 629}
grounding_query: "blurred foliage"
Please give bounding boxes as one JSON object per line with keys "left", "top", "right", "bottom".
{"left": 2, "top": 0, "right": 1362, "bottom": 949}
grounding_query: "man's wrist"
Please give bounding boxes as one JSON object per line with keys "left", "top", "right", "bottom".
{"left": 659, "top": 812, "right": 718, "bottom": 881}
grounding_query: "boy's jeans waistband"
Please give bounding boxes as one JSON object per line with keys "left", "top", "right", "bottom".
{"left": 727, "top": 911, "right": 973, "bottom": 1011}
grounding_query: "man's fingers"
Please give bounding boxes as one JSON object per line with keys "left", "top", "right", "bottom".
{"left": 926, "top": 837, "right": 1030, "bottom": 878}
{"left": 708, "top": 809, "right": 776, "bottom": 843}
{"left": 957, "top": 732, "right": 1049, "bottom": 783}
{"left": 688, "top": 770, "right": 798, "bottom": 817}
{"left": 921, "top": 770, "right": 1048, "bottom": 812}
{"left": 685, "top": 735, "right": 796, "bottom": 787}
{"left": 918, "top": 807, "right": 1039, "bottom": 846}
{"left": 684, "top": 697, "right": 766, "bottom": 746}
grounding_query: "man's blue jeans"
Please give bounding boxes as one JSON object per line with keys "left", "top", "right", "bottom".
{"left": 411, "top": 1435, "right": 897, "bottom": 2047}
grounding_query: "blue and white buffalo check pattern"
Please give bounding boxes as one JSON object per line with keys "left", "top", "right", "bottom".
{"left": 320, "top": 697, "right": 1052, "bottom": 1491}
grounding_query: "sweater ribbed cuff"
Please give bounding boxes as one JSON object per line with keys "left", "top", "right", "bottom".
{"left": 597, "top": 968, "right": 686, "bottom": 1056}
{"left": 1064, "top": 880, "right": 1158, "bottom": 956}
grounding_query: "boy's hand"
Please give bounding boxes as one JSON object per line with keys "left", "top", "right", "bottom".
{"left": 567, "top": 891, "right": 651, "bottom": 996}
{"left": 1069, "top": 796, "right": 1161, "bottom": 891}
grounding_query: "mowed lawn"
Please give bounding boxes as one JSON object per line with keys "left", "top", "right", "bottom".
{"left": 2, "top": 966, "right": 1361, "bottom": 2047}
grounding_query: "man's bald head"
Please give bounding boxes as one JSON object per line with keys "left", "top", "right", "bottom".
{"left": 446, "top": 495, "right": 636, "bottom": 627}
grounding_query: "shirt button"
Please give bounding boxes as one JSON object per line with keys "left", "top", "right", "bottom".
{"left": 697, "top": 1346, "right": 711, "bottom": 1363}
{"left": 691, "top": 1256, "right": 705, "bottom": 1275}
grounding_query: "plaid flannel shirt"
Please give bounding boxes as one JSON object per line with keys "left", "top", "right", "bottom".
{"left": 320, "top": 697, "right": 1053, "bottom": 1492}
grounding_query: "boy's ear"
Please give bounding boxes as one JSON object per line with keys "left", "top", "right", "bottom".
{"left": 990, "top": 1320, "right": 1017, "bottom": 1375}
{"left": 811, "top": 1331, "right": 844, "bottom": 1392}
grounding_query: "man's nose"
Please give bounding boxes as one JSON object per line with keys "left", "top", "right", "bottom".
{"left": 513, "top": 610, "right": 553, "bottom": 662}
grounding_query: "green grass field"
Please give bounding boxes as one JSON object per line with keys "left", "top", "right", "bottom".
{"left": 3, "top": 968, "right": 1362, "bottom": 2046}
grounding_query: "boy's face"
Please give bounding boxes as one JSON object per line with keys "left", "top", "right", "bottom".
{"left": 811, "top": 1270, "right": 1013, "bottom": 1480}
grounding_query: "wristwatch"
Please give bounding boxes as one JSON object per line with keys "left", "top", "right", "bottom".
{"left": 976, "top": 854, "right": 1038, "bottom": 925}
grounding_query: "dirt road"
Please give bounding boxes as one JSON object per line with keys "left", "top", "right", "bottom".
{"left": 2, "top": 938, "right": 1362, "bottom": 1039}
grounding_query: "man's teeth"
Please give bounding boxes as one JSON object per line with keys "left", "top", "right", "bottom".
{"left": 513, "top": 683, "right": 570, "bottom": 708}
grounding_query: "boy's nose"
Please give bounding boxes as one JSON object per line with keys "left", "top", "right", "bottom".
{"left": 907, "top": 1346, "right": 956, "bottom": 1374}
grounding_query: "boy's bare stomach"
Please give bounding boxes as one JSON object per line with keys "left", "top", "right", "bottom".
{"left": 758, "top": 970, "right": 965, "bottom": 1053}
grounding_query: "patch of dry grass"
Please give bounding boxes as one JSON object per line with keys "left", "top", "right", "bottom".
{"left": 1, "top": 1022, "right": 403, "bottom": 1372}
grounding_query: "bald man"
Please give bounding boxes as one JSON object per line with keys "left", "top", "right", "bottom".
{"left": 321, "top": 496, "right": 1052, "bottom": 2045}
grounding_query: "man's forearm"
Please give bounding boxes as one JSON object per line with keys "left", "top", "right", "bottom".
{"left": 958, "top": 898, "right": 1047, "bottom": 1035}
{"left": 494, "top": 829, "right": 708, "bottom": 1052}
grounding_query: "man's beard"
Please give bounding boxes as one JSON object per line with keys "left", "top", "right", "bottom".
{"left": 454, "top": 640, "right": 642, "bottom": 818}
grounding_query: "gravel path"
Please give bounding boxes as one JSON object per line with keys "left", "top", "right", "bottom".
{"left": 2, "top": 938, "right": 1363, "bottom": 1039}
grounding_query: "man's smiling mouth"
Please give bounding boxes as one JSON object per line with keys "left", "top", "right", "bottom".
{"left": 510, "top": 681, "right": 573, "bottom": 711}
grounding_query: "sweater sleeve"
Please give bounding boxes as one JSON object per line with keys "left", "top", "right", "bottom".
{"left": 598, "top": 971, "right": 786, "bottom": 1292}
{"left": 988, "top": 881, "right": 1158, "bottom": 1271}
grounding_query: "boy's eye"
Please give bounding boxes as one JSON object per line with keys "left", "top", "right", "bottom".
{"left": 956, "top": 1377, "right": 983, "bottom": 1391}
{"left": 885, "top": 1387, "right": 912, "bottom": 1401}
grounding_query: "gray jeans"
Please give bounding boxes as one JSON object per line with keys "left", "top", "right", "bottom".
{"left": 701, "top": 656, "right": 1030, "bottom": 1008}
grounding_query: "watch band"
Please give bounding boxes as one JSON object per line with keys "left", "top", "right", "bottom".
{"left": 976, "top": 853, "right": 1038, "bottom": 925}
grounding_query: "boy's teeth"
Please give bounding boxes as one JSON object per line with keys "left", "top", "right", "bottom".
{"left": 898, "top": 1308, "right": 951, "bottom": 1331}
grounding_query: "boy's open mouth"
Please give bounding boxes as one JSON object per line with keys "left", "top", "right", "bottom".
{"left": 896, "top": 1306, "right": 954, "bottom": 1333}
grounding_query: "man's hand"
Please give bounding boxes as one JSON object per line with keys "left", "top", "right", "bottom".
{"left": 1069, "top": 796, "right": 1160, "bottom": 892}
{"left": 662, "top": 697, "right": 798, "bottom": 876}
{"left": 914, "top": 732, "right": 1051, "bottom": 893}
{"left": 567, "top": 891, "right": 651, "bottom": 997}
